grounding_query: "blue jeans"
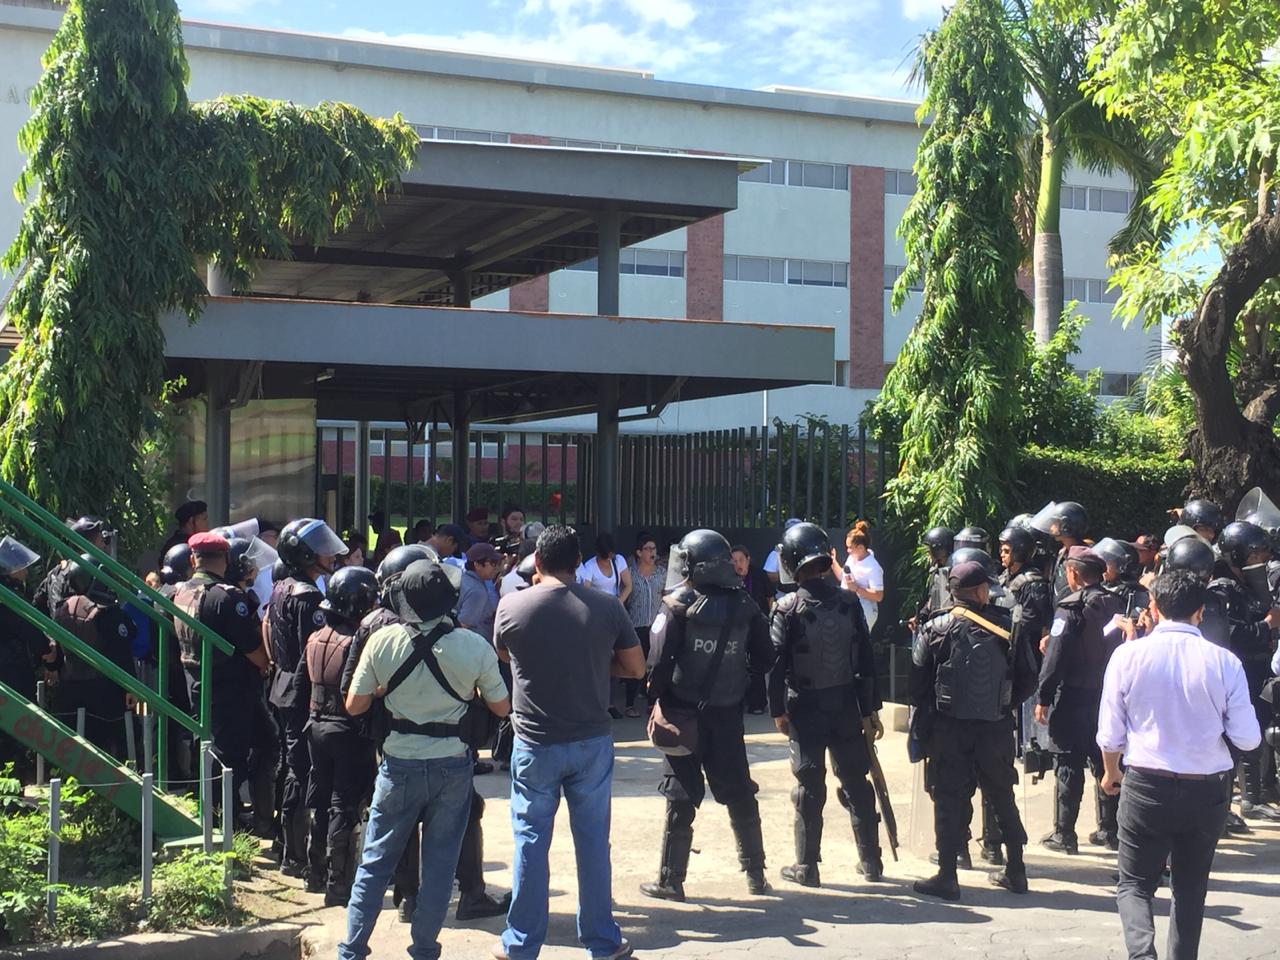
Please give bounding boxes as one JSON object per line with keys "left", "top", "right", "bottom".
{"left": 503, "top": 734, "right": 621, "bottom": 959}
{"left": 340, "top": 753, "right": 473, "bottom": 960}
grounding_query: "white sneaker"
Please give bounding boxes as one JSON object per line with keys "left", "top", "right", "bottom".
{"left": 594, "top": 938, "right": 633, "bottom": 960}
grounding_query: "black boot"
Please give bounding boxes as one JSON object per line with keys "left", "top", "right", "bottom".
{"left": 324, "top": 845, "right": 351, "bottom": 907}
{"left": 640, "top": 804, "right": 694, "bottom": 902}
{"left": 781, "top": 863, "right": 821, "bottom": 887}
{"left": 250, "top": 762, "right": 276, "bottom": 839}
{"left": 989, "top": 844, "right": 1027, "bottom": 894}
{"left": 783, "top": 795, "right": 822, "bottom": 888}
{"left": 853, "top": 817, "right": 885, "bottom": 882}
{"left": 914, "top": 850, "right": 961, "bottom": 901}
{"left": 729, "top": 807, "right": 770, "bottom": 896}
{"left": 456, "top": 891, "right": 511, "bottom": 921}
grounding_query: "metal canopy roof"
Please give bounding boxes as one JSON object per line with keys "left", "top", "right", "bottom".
{"left": 251, "top": 139, "right": 750, "bottom": 306}
{"left": 163, "top": 298, "right": 835, "bottom": 423}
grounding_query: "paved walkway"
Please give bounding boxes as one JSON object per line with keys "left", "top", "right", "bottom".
{"left": 298, "top": 714, "right": 1278, "bottom": 960}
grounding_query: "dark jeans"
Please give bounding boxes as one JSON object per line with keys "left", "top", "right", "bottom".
{"left": 1117, "top": 768, "right": 1230, "bottom": 960}
{"left": 928, "top": 716, "right": 1027, "bottom": 858}
{"left": 624, "top": 626, "right": 651, "bottom": 708}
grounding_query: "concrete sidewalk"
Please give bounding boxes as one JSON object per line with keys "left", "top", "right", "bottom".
{"left": 301, "top": 714, "right": 1278, "bottom": 960}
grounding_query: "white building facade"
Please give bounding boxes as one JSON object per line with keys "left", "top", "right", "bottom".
{"left": 0, "top": 2, "right": 1157, "bottom": 433}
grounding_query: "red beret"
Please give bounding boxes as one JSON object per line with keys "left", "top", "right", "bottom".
{"left": 466, "top": 508, "right": 489, "bottom": 522}
{"left": 188, "top": 532, "right": 230, "bottom": 554}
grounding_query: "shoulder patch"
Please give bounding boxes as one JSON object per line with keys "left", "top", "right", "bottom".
{"left": 118, "top": 622, "right": 130, "bottom": 638}
{"left": 312, "top": 609, "right": 326, "bottom": 626}
{"left": 1050, "top": 617, "right": 1066, "bottom": 637}
{"left": 235, "top": 600, "right": 249, "bottom": 618}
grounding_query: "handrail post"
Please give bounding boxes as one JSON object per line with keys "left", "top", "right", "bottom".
{"left": 35, "top": 681, "right": 46, "bottom": 786}
{"left": 47, "top": 778, "right": 61, "bottom": 929}
{"left": 141, "top": 773, "right": 154, "bottom": 907}
{"left": 222, "top": 766, "right": 234, "bottom": 906}
{"left": 201, "top": 740, "right": 213, "bottom": 854}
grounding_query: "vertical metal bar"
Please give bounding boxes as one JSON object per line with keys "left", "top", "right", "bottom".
{"left": 406, "top": 427, "right": 415, "bottom": 531}
{"left": 497, "top": 432, "right": 505, "bottom": 515}
{"left": 822, "top": 422, "right": 831, "bottom": 529}
{"left": 519, "top": 433, "right": 528, "bottom": 515}
{"left": 474, "top": 431, "right": 484, "bottom": 515}
{"left": 124, "top": 709, "right": 137, "bottom": 768}
{"left": 143, "top": 709, "right": 154, "bottom": 777}
{"left": 748, "top": 427, "right": 758, "bottom": 526}
{"left": 156, "top": 624, "right": 168, "bottom": 790}
{"left": 314, "top": 426, "right": 323, "bottom": 518}
{"left": 76, "top": 707, "right": 85, "bottom": 738}
{"left": 805, "top": 419, "right": 815, "bottom": 523}
{"left": 735, "top": 428, "right": 745, "bottom": 526}
{"left": 620, "top": 437, "right": 630, "bottom": 527}
{"left": 789, "top": 424, "right": 799, "bottom": 522}
{"left": 858, "top": 421, "right": 868, "bottom": 519}
{"left": 201, "top": 741, "right": 214, "bottom": 854}
{"left": 840, "top": 425, "right": 849, "bottom": 530}
{"left": 574, "top": 434, "right": 584, "bottom": 527}
{"left": 428, "top": 419, "right": 438, "bottom": 527}
{"left": 878, "top": 436, "right": 887, "bottom": 527}
{"left": 559, "top": 434, "right": 569, "bottom": 525}
{"left": 222, "top": 768, "right": 235, "bottom": 904}
{"left": 540, "top": 434, "right": 549, "bottom": 525}
{"left": 48, "top": 778, "right": 60, "bottom": 928}
{"left": 382, "top": 427, "right": 391, "bottom": 524}
{"left": 337, "top": 427, "right": 347, "bottom": 536}
{"left": 141, "top": 773, "right": 153, "bottom": 906}
{"left": 35, "top": 681, "right": 46, "bottom": 787}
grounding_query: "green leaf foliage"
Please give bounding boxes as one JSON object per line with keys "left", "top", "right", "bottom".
{"left": 873, "top": 0, "right": 1029, "bottom": 535}
{"left": 0, "top": 0, "right": 418, "bottom": 545}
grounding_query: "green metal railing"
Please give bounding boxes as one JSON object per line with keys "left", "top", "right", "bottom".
{"left": 0, "top": 478, "right": 234, "bottom": 809}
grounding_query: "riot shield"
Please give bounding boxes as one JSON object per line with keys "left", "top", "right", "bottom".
{"left": 1238, "top": 487, "right": 1280, "bottom": 535}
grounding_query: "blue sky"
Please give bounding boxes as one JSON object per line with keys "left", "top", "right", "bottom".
{"left": 178, "top": 0, "right": 947, "bottom": 101}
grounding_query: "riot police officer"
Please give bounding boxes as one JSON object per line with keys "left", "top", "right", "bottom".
{"left": 953, "top": 526, "right": 990, "bottom": 553}
{"left": 1182, "top": 499, "right": 1224, "bottom": 544}
{"left": 159, "top": 544, "right": 193, "bottom": 597}
{"left": 921, "top": 527, "right": 955, "bottom": 617}
{"left": 174, "top": 534, "right": 270, "bottom": 814}
{"left": 1030, "top": 502, "right": 1088, "bottom": 602}
{"left": 35, "top": 516, "right": 110, "bottom": 617}
{"left": 1094, "top": 538, "right": 1150, "bottom": 626}
{"left": 640, "top": 530, "right": 774, "bottom": 902}
{"left": 1034, "top": 546, "right": 1123, "bottom": 852}
{"left": 769, "top": 522, "right": 885, "bottom": 887}
{"left": 0, "top": 538, "right": 54, "bottom": 776}
{"left": 911, "top": 560, "right": 1037, "bottom": 900}
{"left": 1211, "top": 521, "right": 1280, "bottom": 821}
{"left": 268, "top": 518, "right": 348, "bottom": 874}
{"left": 305, "top": 565, "right": 380, "bottom": 905}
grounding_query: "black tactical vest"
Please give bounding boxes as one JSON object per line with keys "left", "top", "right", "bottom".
{"left": 55, "top": 596, "right": 113, "bottom": 684}
{"left": 932, "top": 609, "right": 1013, "bottom": 722}
{"left": 667, "top": 588, "right": 752, "bottom": 708}
{"left": 307, "top": 622, "right": 356, "bottom": 720}
{"left": 785, "top": 589, "right": 857, "bottom": 692}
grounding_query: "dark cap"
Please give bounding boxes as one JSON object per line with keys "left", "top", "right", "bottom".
{"left": 466, "top": 542, "right": 501, "bottom": 565}
{"left": 437, "top": 523, "right": 467, "bottom": 543}
{"left": 1066, "top": 544, "right": 1106, "bottom": 573}
{"left": 176, "top": 500, "right": 208, "bottom": 524}
{"left": 948, "top": 560, "right": 991, "bottom": 589}
{"left": 466, "top": 507, "right": 489, "bottom": 523}
{"left": 188, "top": 531, "right": 230, "bottom": 554}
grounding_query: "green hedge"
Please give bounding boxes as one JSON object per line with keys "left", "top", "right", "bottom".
{"left": 1016, "top": 445, "right": 1190, "bottom": 540}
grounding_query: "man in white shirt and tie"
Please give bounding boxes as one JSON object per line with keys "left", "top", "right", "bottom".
{"left": 1098, "top": 569, "right": 1262, "bottom": 960}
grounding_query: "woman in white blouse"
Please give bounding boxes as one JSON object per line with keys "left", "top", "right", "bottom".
{"left": 841, "top": 520, "right": 885, "bottom": 631}
{"left": 577, "top": 532, "right": 633, "bottom": 604}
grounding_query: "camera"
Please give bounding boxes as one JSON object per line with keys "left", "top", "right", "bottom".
{"left": 492, "top": 534, "right": 522, "bottom": 558}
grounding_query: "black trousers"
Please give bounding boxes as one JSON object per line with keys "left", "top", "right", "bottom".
{"left": 928, "top": 716, "right": 1027, "bottom": 858}
{"left": 659, "top": 704, "right": 759, "bottom": 809}
{"left": 624, "top": 627, "right": 651, "bottom": 709}
{"left": 278, "top": 704, "right": 311, "bottom": 864}
{"left": 210, "top": 689, "right": 275, "bottom": 805}
{"left": 306, "top": 720, "right": 376, "bottom": 886}
{"left": 1054, "top": 751, "right": 1118, "bottom": 839}
{"left": 1238, "top": 693, "right": 1273, "bottom": 803}
{"left": 394, "top": 789, "right": 487, "bottom": 898}
{"left": 58, "top": 678, "right": 125, "bottom": 758}
{"left": 787, "top": 699, "right": 877, "bottom": 865}
{"left": 1117, "top": 769, "right": 1230, "bottom": 960}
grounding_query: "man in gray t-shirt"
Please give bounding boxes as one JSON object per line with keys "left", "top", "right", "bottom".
{"left": 492, "top": 525, "right": 645, "bottom": 960}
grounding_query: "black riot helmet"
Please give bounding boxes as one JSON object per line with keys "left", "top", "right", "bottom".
{"left": 277, "top": 518, "right": 348, "bottom": 575}
{"left": 949, "top": 547, "right": 998, "bottom": 577}
{"left": 0, "top": 537, "right": 40, "bottom": 579}
{"left": 66, "top": 554, "right": 115, "bottom": 605}
{"left": 1165, "top": 537, "right": 1216, "bottom": 582}
{"left": 1093, "top": 537, "right": 1139, "bottom": 578}
{"left": 1182, "top": 499, "right": 1224, "bottom": 537}
{"left": 226, "top": 538, "right": 254, "bottom": 585}
{"left": 953, "top": 526, "right": 990, "bottom": 552}
{"left": 922, "top": 526, "right": 955, "bottom": 564}
{"left": 1217, "top": 520, "right": 1271, "bottom": 569}
{"left": 779, "top": 522, "right": 832, "bottom": 581}
{"left": 160, "top": 543, "right": 193, "bottom": 586}
{"left": 998, "top": 525, "right": 1035, "bottom": 565}
{"left": 321, "top": 566, "right": 380, "bottom": 622}
{"left": 271, "top": 558, "right": 288, "bottom": 584}
{"left": 667, "top": 529, "right": 740, "bottom": 591}
{"left": 1030, "top": 500, "right": 1087, "bottom": 540}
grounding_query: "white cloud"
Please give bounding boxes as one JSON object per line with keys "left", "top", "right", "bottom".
{"left": 621, "top": 0, "right": 696, "bottom": 29}
{"left": 901, "top": 0, "right": 944, "bottom": 21}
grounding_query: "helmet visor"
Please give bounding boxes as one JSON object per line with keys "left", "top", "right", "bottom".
{"left": 0, "top": 536, "right": 40, "bottom": 575}
{"left": 1242, "top": 563, "right": 1272, "bottom": 605}
{"left": 1163, "top": 524, "right": 1205, "bottom": 548}
{"left": 1092, "top": 537, "right": 1128, "bottom": 572}
{"left": 1237, "top": 487, "right": 1280, "bottom": 533}
{"left": 216, "top": 518, "right": 260, "bottom": 541}
{"left": 298, "top": 520, "right": 349, "bottom": 558}
{"left": 244, "top": 537, "right": 279, "bottom": 578}
{"left": 665, "top": 545, "right": 691, "bottom": 593}
{"left": 1028, "top": 502, "right": 1060, "bottom": 536}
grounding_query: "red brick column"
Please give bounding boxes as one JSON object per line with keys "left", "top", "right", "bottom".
{"left": 849, "top": 165, "right": 886, "bottom": 388}
{"left": 685, "top": 215, "right": 724, "bottom": 320}
{"left": 506, "top": 134, "right": 552, "bottom": 312}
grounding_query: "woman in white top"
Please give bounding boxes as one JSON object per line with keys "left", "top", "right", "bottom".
{"left": 577, "top": 532, "right": 633, "bottom": 604}
{"left": 841, "top": 520, "right": 885, "bottom": 631}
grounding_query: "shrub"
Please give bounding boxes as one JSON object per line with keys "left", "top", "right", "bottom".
{"left": 1017, "top": 445, "right": 1189, "bottom": 538}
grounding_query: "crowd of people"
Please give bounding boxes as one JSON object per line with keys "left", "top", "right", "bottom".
{"left": 0, "top": 491, "right": 1275, "bottom": 960}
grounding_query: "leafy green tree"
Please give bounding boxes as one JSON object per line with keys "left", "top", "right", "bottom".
{"left": 0, "top": 0, "right": 418, "bottom": 551}
{"left": 1061, "top": 0, "right": 1280, "bottom": 505}
{"left": 872, "top": 0, "right": 1029, "bottom": 535}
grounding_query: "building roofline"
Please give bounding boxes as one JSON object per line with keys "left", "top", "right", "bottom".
{"left": 0, "top": 2, "right": 924, "bottom": 128}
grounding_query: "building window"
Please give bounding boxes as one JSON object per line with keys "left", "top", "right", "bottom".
{"left": 547, "top": 137, "right": 677, "bottom": 154}
{"left": 1065, "top": 276, "right": 1120, "bottom": 304}
{"left": 1095, "top": 371, "right": 1139, "bottom": 396}
{"left": 834, "top": 360, "right": 850, "bottom": 387}
{"left": 724, "top": 255, "right": 847, "bottom": 285}
{"left": 1060, "top": 183, "right": 1135, "bottom": 213}
{"left": 883, "top": 264, "right": 924, "bottom": 292}
{"left": 884, "top": 169, "right": 917, "bottom": 196}
{"left": 411, "top": 123, "right": 510, "bottom": 143}
{"left": 738, "top": 159, "right": 847, "bottom": 190}
{"left": 566, "top": 249, "right": 684, "bottom": 277}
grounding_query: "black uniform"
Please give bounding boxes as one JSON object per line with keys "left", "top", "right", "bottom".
{"left": 0, "top": 575, "right": 51, "bottom": 774}
{"left": 267, "top": 574, "right": 325, "bottom": 871}
{"left": 305, "top": 616, "right": 377, "bottom": 904}
{"left": 1106, "top": 579, "right": 1150, "bottom": 624}
{"left": 911, "top": 600, "right": 1036, "bottom": 870}
{"left": 174, "top": 571, "right": 272, "bottom": 814}
{"left": 1036, "top": 583, "right": 1123, "bottom": 847}
{"left": 769, "top": 578, "right": 882, "bottom": 881}
{"left": 1207, "top": 576, "right": 1274, "bottom": 809}
{"left": 645, "top": 584, "right": 773, "bottom": 892}
{"left": 33, "top": 561, "right": 76, "bottom": 618}
{"left": 53, "top": 594, "right": 136, "bottom": 756}
{"left": 741, "top": 568, "right": 774, "bottom": 714}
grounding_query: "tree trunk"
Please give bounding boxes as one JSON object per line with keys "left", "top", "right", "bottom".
{"left": 1033, "top": 126, "right": 1065, "bottom": 345}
